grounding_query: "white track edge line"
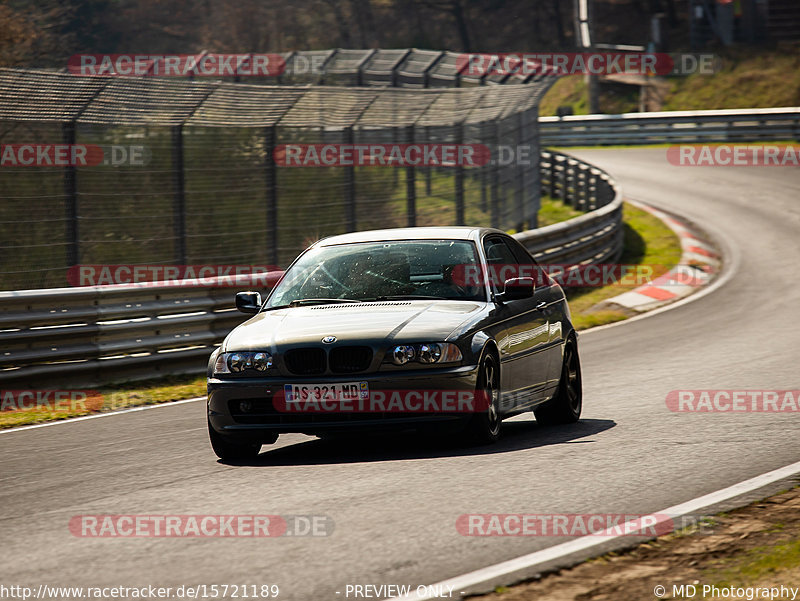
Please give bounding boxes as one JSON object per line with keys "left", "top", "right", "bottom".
{"left": 0, "top": 396, "right": 207, "bottom": 435}
{"left": 579, "top": 196, "right": 740, "bottom": 336}
{"left": 388, "top": 459, "right": 800, "bottom": 601}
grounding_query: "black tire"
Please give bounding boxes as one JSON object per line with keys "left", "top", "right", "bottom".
{"left": 534, "top": 337, "right": 582, "bottom": 425}
{"left": 208, "top": 419, "right": 266, "bottom": 462}
{"left": 465, "top": 352, "right": 502, "bottom": 444}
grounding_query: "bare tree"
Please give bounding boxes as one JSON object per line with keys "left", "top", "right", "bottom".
{"left": 415, "top": 0, "right": 473, "bottom": 51}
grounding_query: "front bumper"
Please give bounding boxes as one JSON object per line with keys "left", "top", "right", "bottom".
{"left": 207, "top": 363, "right": 480, "bottom": 440}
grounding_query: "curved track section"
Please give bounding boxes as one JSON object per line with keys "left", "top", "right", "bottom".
{"left": 1, "top": 149, "right": 798, "bottom": 600}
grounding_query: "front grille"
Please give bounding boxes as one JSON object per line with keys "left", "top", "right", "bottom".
{"left": 329, "top": 346, "right": 373, "bottom": 373}
{"left": 284, "top": 347, "right": 326, "bottom": 375}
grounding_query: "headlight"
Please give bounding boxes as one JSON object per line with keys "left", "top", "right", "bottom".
{"left": 418, "top": 343, "right": 442, "bottom": 363}
{"left": 391, "top": 345, "right": 416, "bottom": 365}
{"left": 252, "top": 352, "right": 272, "bottom": 371}
{"left": 213, "top": 351, "right": 273, "bottom": 375}
{"left": 229, "top": 352, "right": 247, "bottom": 373}
{"left": 386, "top": 342, "right": 462, "bottom": 366}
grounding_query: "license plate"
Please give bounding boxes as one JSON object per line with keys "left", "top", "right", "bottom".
{"left": 283, "top": 382, "right": 369, "bottom": 403}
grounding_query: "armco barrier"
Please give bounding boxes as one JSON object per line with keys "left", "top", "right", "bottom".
{"left": 0, "top": 151, "right": 621, "bottom": 388}
{"left": 540, "top": 107, "right": 800, "bottom": 146}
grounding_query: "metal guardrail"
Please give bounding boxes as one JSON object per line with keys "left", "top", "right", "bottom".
{"left": 0, "top": 151, "right": 621, "bottom": 388}
{"left": 540, "top": 107, "right": 800, "bottom": 146}
{"left": 0, "top": 279, "right": 240, "bottom": 387}
{"left": 516, "top": 151, "right": 622, "bottom": 267}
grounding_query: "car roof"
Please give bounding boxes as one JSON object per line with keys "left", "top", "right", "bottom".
{"left": 315, "top": 226, "right": 506, "bottom": 246}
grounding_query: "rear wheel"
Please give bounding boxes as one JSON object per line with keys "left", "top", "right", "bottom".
{"left": 208, "top": 419, "right": 268, "bottom": 462}
{"left": 465, "top": 352, "right": 501, "bottom": 444}
{"left": 534, "top": 337, "right": 582, "bottom": 425}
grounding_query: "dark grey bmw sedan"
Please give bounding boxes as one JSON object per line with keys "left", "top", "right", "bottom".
{"left": 207, "top": 227, "right": 581, "bottom": 461}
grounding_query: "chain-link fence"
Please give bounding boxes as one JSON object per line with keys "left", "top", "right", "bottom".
{"left": 0, "top": 50, "right": 556, "bottom": 291}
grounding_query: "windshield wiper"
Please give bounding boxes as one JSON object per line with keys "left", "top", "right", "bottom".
{"left": 289, "top": 298, "right": 362, "bottom": 307}
{"left": 263, "top": 298, "right": 362, "bottom": 311}
{"left": 372, "top": 295, "right": 449, "bottom": 301}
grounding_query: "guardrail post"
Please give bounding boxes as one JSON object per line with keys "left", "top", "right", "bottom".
{"left": 576, "top": 165, "right": 587, "bottom": 211}
{"left": 455, "top": 123, "right": 465, "bottom": 225}
{"left": 568, "top": 158, "right": 579, "bottom": 209}
{"left": 545, "top": 151, "right": 557, "bottom": 200}
{"left": 406, "top": 125, "right": 416, "bottom": 227}
{"left": 558, "top": 155, "right": 568, "bottom": 205}
{"left": 587, "top": 169, "right": 597, "bottom": 210}
{"left": 63, "top": 121, "right": 79, "bottom": 267}
{"left": 264, "top": 126, "right": 279, "bottom": 265}
{"left": 344, "top": 126, "right": 357, "bottom": 231}
{"left": 171, "top": 125, "right": 187, "bottom": 265}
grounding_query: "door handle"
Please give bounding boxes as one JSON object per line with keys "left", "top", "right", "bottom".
{"left": 535, "top": 301, "right": 547, "bottom": 310}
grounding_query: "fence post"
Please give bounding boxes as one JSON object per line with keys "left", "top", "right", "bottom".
{"left": 344, "top": 126, "right": 357, "bottom": 231}
{"left": 455, "top": 123, "right": 465, "bottom": 225}
{"left": 391, "top": 126, "right": 399, "bottom": 187}
{"left": 526, "top": 108, "right": 540, "bottom": 230}
{"left": 265, "top": 126, "right": 279, "bottom": 265}
{"left": 490, "top": 124, "right": 500, "bottom": 228}
{"left": 425, "top": 126, "right": 433, "bottom": 195}
{"left": 406, "top": 126, "right": 416, "bottom": 227}
{"left": 171, "top": 125, "right": 187, "bottom": 265}
{"left": 480, "top": 122, "right": 488, "bottom": 212}
{"left": 515, "top": 112, "right": 524, "bottom": 232}
{"left": 62, "top": 121, "right": 79, "bottom": 267}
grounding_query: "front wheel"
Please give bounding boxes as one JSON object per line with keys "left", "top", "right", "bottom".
{"left": 534, "top": 337, "right": 582, "bottom": 425}
{"left": 208, "top": 419, "right": 265, "bottom": 462}
{"left": 464, "top": 352, "right": 502, "bottom": 445}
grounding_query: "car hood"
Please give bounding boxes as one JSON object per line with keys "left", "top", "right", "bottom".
{"left": 223, "top": 300, "right": 485, "bottom": 351}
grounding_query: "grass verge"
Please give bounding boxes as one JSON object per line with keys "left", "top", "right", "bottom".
{"left": 0, "top": 373, "right": 206, "bottom": 429}
{"left": 568, "top": 201, "right": 682, "bottom": 331}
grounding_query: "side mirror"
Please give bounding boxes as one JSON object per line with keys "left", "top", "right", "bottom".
{"left": 235, "top": 291, "right": 262, "bottom": 314}
{"left": 496, "top": 277, "right": 535, "bottom": 302}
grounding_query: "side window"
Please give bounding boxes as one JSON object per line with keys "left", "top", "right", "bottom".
{"left": 483, "top": 237, "right": 520, "bottom": 292}
{"left": 507, "top": 237, "right": 536, "bottom": 265}
{"left": 506, "top": 237, "right": 550, "bottom": 287}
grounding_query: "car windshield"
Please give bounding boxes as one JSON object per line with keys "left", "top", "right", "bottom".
{"left": 267, "top": 239, "right": 485, "bottom": 307}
